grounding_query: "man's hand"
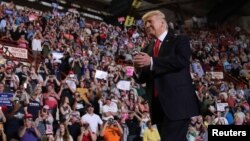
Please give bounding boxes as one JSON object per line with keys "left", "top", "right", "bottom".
{"left": 133, "top": 52, "right": 151, "bottom": 68}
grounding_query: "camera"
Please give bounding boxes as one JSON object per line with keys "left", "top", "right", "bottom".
{"left": 107, "top": 118, "right": 116, "bottom": 125}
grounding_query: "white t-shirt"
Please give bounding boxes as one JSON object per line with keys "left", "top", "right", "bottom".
{"left": 102, "top": 102, "right": 118, "bottom": 120}
{"left": 32, "top": 38, "right": 42, "bottom": 51}
{"left": 81, "top": 113, "right": 103, "bottom": 133}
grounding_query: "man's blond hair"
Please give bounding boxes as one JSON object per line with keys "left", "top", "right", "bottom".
{"left": 142, "top": 10, "right": 166, "bottom": 23}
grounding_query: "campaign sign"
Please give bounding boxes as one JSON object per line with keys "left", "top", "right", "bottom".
{"left": 0, "top": 93, "right": 13, "bottom": 106}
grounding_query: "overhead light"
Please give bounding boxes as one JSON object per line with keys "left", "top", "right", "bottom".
{"left": 59, "top": 0, "right": 67, "bottom": 4}
{"left": 27, "top": 0, "right": 36, "bottom": 2}
{"left": 71, "top": 3, "right": 80, "bottom": 8}
{"left": 40, "top": 1, "right": 52, "bottom": 7}
{"left": 86, "top": 7, "right": 111, "bottom": 16}
{"left": 81, "top": 12, "right": 103, "bottom": 21}
{"left": 57, "top": 5, "right": 64, "bottom": 10}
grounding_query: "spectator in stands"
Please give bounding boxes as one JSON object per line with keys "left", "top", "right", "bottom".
{"left": 77, "top": 123, "right": 96, "bottom": 141}
{"left": 59, "top": 97, "right": 72, "bottom": 120}
{"left": 66, "top": 111, "right": 82, "bottom": 141}
{"left": 212, "top": 111, "right": 229, "bottom": 125}
{"left": 100, "top": 118, "right": 123, "bottom": 141}
{"left": 72, "top": 91, "right": 86, "bottom": 116}
{"left": 32, "top": 30, "right": 44, "bottom": 63}
{"left": 43, "top": 85, "right": 60, "bottom": 119}
{"left": 0, "top": 83, "right": 5, "bottom": 93}
{"left": 244, "top": 111, "right": 250, "bottom": 125}
{"left": 17, "top": 34, "right": 29, "bottom": 48}
{"left": 1, "top": 30, "right": 13, "bottom": 42}
{"left": 143, "top": 120, "right": 160, "bottom": 141}
{"left": 5, "top": 96, "right": 26, "bottom": 140}
{"left": 102, "top": 97, "right": 118, "bottom": 121}
{"left": 18, "top": 113, "right": 41, "bottom": 141}
{"left": 125, "top": 111, "right": 141, "bottom": 141}
{"left": 0, "top": 105, "right": 7, "bottom": 141}
{"left": 35, "top": 105, "right": 54, "bottom": 139}
{"left": 76, "top": 80, "right": 91, "bottom": 105}
{"left": 0, "top": 123, "right": 7, "bottom": 141}
{"left": 81, "top": 104, "right": 103, "bottom": 135}
{"left": 55, "top": 123, "right": 73, "bottom": 141}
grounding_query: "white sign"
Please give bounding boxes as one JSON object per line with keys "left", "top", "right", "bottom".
{"left": 52, "top": 51, "right": 64, "bottom": 62}
{"left": 3, "top": 46, "right": 28, "bottom": 59}
{"left": 95, "top": 70, "right": 108, "bottom": 80}
{"left": 207, "top": 72, "right": 224, "bottom": 79}
{"left": 216, "top": 103, "right": 228, "bottom": 112}
{"left": 116, "top": 80, "right": 131, "bottom": 91}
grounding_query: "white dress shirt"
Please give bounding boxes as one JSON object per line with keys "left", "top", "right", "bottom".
{"left": 150, "top": 30, "right": 168, "bottom": 70}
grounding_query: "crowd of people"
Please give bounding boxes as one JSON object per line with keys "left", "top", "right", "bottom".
{"left": 0, "top": 1, "right": 250, "bottom": 141}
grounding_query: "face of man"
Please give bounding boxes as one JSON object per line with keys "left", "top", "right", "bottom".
{"left": 87, "top": 106, "right": 94, "bottom": 114}
{"left": 144, "top": 15, "right": 165, "bottom": 38}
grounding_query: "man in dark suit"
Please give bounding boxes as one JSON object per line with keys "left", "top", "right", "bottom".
{"left": 133, "top": 10, "right": 200, "bottom": 141}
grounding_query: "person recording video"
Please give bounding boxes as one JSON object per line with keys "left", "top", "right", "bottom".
{"left": 100, "top": 118, "right": 123, "bottom": 141}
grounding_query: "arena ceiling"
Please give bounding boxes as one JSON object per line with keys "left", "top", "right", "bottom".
{"left": 2, "top": 0, "right": 250, "bottom": 23}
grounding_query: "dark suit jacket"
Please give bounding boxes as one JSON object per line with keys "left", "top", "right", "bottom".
{"left": 134, "top": 31, "right": 200, "bottom": 121}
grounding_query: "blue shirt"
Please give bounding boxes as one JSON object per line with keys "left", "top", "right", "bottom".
{"left": 225, "top": 112, "right": 234, "bottom": 125}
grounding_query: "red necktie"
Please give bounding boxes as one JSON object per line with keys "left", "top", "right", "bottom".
{"left": 153, "top": 39, "right": 161, "bottom": 97}
{"left": 153, "top": 39, "right": 161, "bottom": 57}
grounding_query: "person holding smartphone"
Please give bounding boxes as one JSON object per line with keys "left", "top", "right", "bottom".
{"left": 100, "top": 119, "right": 123, "bottom": 141}
{"left": 19, "top": 113, "right": 41, "bottom": 141}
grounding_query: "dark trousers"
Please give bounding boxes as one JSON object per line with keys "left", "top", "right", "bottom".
{"left": 152, "top": 97, "right": 190, "bottom": 141}
{"left": 127, "top": 135, "right": 139, "bottom": 141}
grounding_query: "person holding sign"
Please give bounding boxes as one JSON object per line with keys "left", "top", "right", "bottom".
{"left": 133, "top": 10, "right": 200, "bottom": 141}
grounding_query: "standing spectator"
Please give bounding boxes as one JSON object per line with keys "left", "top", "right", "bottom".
{"left": 5, "top": 98, "right": 26, "bottom": 140}
{"left": 59, "top": 97, "right": 72, "bottom": 120}
{"left": 32, "top": 30, "right": 44, "bottom": 63}
{"left": 100, "top": 119, "right": 123, "bottom": 141}
{"left": 143, "top": 120, "right": 160, "bottom": 141}
{"left": 102, "top": 97, "right": 118, "bottom": 121}
{"left": 125, "top": 112, "right": 141, "bottom": 141}
{"left": 77, "top": 124, "right": 96, "bottom": 141}
{"left": 81, "top": 104, "right": 103, "bottom": 135}
{"left": 18, "top": 113, "right": 41, "bottom": 141}
{"left": 55, "top": 123, "right": 73, "bottom": 141}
